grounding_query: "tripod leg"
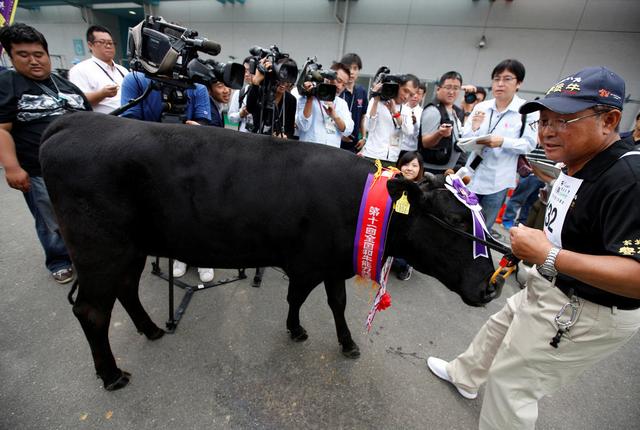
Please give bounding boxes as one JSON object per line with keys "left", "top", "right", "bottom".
{"left": 252, "top": 267, "right": 265, "bottom": 288}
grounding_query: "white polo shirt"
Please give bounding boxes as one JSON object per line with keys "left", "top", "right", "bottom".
{"left": 68, "top": 56, "right": 128, "bottom": 113}
{"left": 361, "top": 99, "right": 415, "bottom": 162}
{"left": 296, "top": 96, "right": 354, "bottom": 148}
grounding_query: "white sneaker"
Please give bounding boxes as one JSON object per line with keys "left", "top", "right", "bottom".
{"left": 172, "top": 260, "right": 187, "bottom": 278}
{"left": 198, "top": 268, "right": 214, "bottom": 283}
{"left": 427, "top": 357, "right": 478, "bottom": 399}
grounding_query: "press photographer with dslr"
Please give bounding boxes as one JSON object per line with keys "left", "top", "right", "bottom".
{"left": 461, "top": 86, "right": 486, "bottom": 125}
{"left": 244, "top": 46, "right": 297, "bottom": 138}
{"left": 296, "top": 61, "right": 353, "bottom": 148}
{"left": 360, "top": 70, "right": 419, "bottom": 165}
{"left": 227, "top": 56, "right": 254, "bottom": 132}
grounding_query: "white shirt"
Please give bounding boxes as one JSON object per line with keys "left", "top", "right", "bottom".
{"left": 296, "top": 96, "right": 354, "bottom": 148}
{"left": 68, "top": 56, "right": 128, "bottom": 114}
{"left": 400, "top": 103, "right": 423, "bottom": 152}
{"left": 462, "top": 95, "right": 539, "bottom": 194}
{"left": 227, "top": 84, "right": 251, "bottom": 132}
{"left": 361, "top": 99, "right": 414, "bottom": 162}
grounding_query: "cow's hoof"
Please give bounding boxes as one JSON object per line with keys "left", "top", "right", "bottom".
{"left": 341, "top": 342, "right": 360, "bottom": 359}
{"left": 288, "top": 326, "right": 308, "bottom": 342}
{"left": 104, "top": 370, "right": 131, "bottom": 391}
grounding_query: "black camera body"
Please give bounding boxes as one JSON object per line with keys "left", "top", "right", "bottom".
{"left": 296, "top": 57, "right": 337, "bottom": 102}
{"left": 371, "top": 66, "right": 403, "bottom": 101}
{"left": 247, "top": 45, "right": 298, "bottom": 84}
{"left": 127, "top": 16, "right": 243, "bottom": 89}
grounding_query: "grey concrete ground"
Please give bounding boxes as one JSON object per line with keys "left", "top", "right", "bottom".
{"left": 1, "top": 172, "right": 638, "bottom": 430}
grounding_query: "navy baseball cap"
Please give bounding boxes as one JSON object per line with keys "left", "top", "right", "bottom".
{"left": 520, "top": 66, "right": 625, "bottom": 115}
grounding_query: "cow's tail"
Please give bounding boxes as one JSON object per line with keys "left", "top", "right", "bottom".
{"left": 67, "top": 279, "right": 79, "bottom": 305}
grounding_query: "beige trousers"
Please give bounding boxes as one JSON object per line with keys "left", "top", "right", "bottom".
{"left": 446, "top": 267, "right": 640, "bottom": 430}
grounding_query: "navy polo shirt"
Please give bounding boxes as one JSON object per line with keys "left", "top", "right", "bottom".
{"left": 339, "top": 84, "right": 368, "bottom": 149}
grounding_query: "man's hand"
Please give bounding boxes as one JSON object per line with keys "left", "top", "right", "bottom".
{"left": 341, "top": 136, "right": 353, "bottom": 143}
{"left": 437, "top": 123, "right": 453, "bottom": 138}
{"left": 5, "top": 165, "right": 31, "bottom": 192}
{"left": 101, "top": 84, "right": 119, "bottom": 98}
{"left": 476, "top": 135, "right": 503, "bottom": 148}
{"left": 471, "top": 110, "right": 485, "bottom": 131}
{"left": 184, "top": 120, "right": 201, "bottom": 126}
{"left": 356, "top": 138, "right": 366, "bottom": 150}
{"left": 509, "top": 224, "right": 552, "bottom": 266}
{"left": 323, "top": 101, "right": 336, "bottom": 119}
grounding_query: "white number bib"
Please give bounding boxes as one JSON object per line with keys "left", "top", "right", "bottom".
{"left": 544, "top": 172, "right": 583, "bottom": 248}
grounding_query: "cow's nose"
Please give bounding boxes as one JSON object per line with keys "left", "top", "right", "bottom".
{"left": 483, "top": 276, "right": 504, "bottom": 302}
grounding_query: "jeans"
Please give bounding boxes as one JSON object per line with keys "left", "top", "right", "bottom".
{"left": 22, "top": 176, "right": 72, "bottom": 273}
{"left": 502, "top": 175, "right": 544, "bottom": 224}
{"left": 477, "top": 189, "right": 509, "bottom": 231}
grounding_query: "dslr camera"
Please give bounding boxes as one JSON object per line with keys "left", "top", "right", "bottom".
{"left": 247, "top": 44, "right": 298, "bottom": 84}
{"left": 371, "top": 66, "right": 404, "bottom": 101}
{"left": 464, "top": 91, "right": 478, "bottom": 104}
{"left": 127, "top": 15, "right": 244, "bottom": 89}
{"left": 296, "top": 57, "right": 337, "bottom": 102}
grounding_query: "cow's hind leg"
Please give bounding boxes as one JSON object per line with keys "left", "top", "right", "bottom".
{"left": 116, "top": 255, "right": 164, "bottom": 340}
{"left": 286, "top": 280, "right": 316, "bottom": 342}
{"left": 324, "top": 279, "right": 360, "bottom": 358}
{"left": 72, "top": 284, "right": 130, "bottom": 390}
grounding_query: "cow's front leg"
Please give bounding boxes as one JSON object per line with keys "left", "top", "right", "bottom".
{"left": 324, "top": 279, "right": 360, "bottom": 358}
{"left": 286, "top": 280, "right": 316, "bottom": 342}
{"left": 72, "top": 290, "right": 130, "bottom": 390}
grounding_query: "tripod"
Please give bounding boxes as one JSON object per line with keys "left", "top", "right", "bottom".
{"left": 111, "top": 77, "right": 248, "bottom": 332}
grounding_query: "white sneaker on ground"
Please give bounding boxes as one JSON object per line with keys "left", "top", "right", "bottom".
{"left": 427, "top": 357, "right": 478, "bottom": 400}
{"left": 198, "top": 268, "right": 214, "bottom": 283}
{"left": 172, "top": 260, "right": 187, "bottom": 278}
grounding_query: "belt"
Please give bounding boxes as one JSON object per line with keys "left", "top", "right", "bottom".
{"left": 556, "top": 283, "right": 640, "bottom": 311}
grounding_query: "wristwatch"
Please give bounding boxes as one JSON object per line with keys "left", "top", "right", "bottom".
{"left": 537, "top": 247, "right": 561, "bottom": 278}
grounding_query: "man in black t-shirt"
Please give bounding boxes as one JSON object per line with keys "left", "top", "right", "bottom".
{"left": 427, "top": 67, "right": 640, "bottom": 429}
{"left": 0, "top": 23, "right": 91, "bottom": 284}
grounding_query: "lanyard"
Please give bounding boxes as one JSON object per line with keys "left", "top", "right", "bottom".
{"left": 340, "top": 88, "right": 356, "bottom": 113}
{"left": 487, "top": 109, "right": 505, "bottom": 134}
{"left": 93, "top": 61, "right": 125, "bottom": 84}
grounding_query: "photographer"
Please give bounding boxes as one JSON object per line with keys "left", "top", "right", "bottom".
{"left": 338, "top": 53, "right": 368, "bottom": 153}
{"left": 227, "top": 56, "right": 253, "bottom": 132}
{"left": 420, "top": 71, "right": 473, "bottom": 173}
{"left": 461, "top": 86, "right": 486, "bottom": 125}
{"left": 245, "top": 57, "right": 296, "bottom": 138}
{"left": 361, "top": 73, "right": 419, "bottom": 165}
{"left": 119, "top": 71, "right": 211, "bottom": 124}
{"left": 296, "top": 62, "right": 353, "bottom": 148}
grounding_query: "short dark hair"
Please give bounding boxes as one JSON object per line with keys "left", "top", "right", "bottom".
{"left": 0, "top": 23, "right": 49, "bottom": 58}
{"left": 438, "top": 71, "right": 463, "bottom": 86}
{"left": 243, "top": 55, "right": 253, "bottom": 65}
{"left": 396, "top": 151, "right": 424, "bottom": 181}
{"left": 339, "top": 52, "right": 362, "bottom": 70}
{"left": 476, "top": 86, "right": 487, "bottom": 99}
{"left": 492, "top": 59, "right": 525, "bottom": 82}
{"left": 401, "top": 73, "right": 420, "bottom": 88}
{"left": 86, "top": 25, "right": 113, "bottom": 43}
{"left": 330, "top": 61, "right": 351, "bottom": 78}
{"left": 418, "top": 82, "right": 427, "bottom": 93}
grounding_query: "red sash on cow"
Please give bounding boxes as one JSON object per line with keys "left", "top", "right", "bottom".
{"left": 353, "top": 161, "right": 399, "bottom": 330}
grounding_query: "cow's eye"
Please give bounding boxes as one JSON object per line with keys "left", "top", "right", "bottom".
{"left": 445, "top": 214, "right": 468, "bottom": 229}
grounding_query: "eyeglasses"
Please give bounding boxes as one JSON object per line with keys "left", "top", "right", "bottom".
{"left": 92, "top": 40, "right": 116, "bottom": 48}
{"left": 492, "top": 76, "right": 516, "bottom": 84}
{"left": 529, "top": 110, "right": 610, "bottom": 132}
{"left": 440, "top": 85, "right": 461, "bottom": 92}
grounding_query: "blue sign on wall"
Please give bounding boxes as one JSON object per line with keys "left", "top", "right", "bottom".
{"left": 73, "top": 39, "right": 85, "bottom": 57}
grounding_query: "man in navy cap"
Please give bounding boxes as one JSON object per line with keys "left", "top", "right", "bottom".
{"left": 427, "top": 67, "right": 640, "bottom": 429}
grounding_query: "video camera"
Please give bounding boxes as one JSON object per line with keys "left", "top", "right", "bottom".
{"left": 127, "top": 16, "right": 244, "bottom": 90}
{"left": 371, "top": 66, "right": 404, "bottom": 101}
{"left": 247, "top": 44, "right": 298, "bottom": 84}
{"left": 296, "top": 57, "right": 337, "bottom": 102}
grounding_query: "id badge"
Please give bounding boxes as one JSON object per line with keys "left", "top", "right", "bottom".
{"left": 390, "top": 133, "right": 400, "bottom": 147}
{"left": 324, "top": 115, "right": 337, "bottom": 134}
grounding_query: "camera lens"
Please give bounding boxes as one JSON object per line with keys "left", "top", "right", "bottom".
{"left": 464, "top": 92, "right": 477, "bottom": 104}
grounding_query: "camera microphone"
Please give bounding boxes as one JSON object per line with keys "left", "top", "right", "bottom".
{"left": 183, "top": 36, "right": 221, "bottom": 56}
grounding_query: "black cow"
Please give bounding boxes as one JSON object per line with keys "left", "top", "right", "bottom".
{"left": 40, "top": 112, "right": 500, "bottom": 390}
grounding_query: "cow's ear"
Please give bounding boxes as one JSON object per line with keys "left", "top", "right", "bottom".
{"left": 418, "top": 172, "right": 444, "bottom": 192}
{"left": 387, "top": 177, "right": 422, "bottom": 205}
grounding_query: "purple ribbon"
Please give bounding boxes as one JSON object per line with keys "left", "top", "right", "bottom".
{"left": 447, "top": 177, "right": 489, "bottom": 259}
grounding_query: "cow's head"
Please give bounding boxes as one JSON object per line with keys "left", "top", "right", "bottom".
{"left": 386, "top": 174, "right": 502, "bottom": 306}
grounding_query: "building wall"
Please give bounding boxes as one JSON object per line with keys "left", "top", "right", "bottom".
{"left": 11, "top": 0, "right": 640, "bottom": 129}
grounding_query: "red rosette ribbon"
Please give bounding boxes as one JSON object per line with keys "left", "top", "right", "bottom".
{"left": 376, "top": 292, "right": 392, "bottom": 311}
